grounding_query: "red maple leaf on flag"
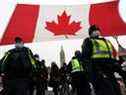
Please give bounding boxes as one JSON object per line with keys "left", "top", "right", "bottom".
{"left": 45, "top": 11, "right": 82, "bottom": 36}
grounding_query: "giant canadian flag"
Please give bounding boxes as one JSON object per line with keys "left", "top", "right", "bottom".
{"left": 0, "top": 0, "right": 126, "bottom": 45}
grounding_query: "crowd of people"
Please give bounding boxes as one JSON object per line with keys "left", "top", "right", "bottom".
{"left": 0, "top": 25, "right": 126, "bottom": 95}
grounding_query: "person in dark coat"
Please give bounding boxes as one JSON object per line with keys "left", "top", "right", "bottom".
{"left": 0, "top": 37, "right": 35, "bottom": 95}
{"left": 81, "top": 25, "right": 123, "bottom": 95}
{"left": 67, "top": 50, "right": 91, "bottom": 95}
{"left": 50, "top": 62, "right": 59, "bottom": 95}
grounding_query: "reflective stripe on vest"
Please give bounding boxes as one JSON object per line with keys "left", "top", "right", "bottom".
{"left": 1, "top": 52, "right": 11, "bottom": 72}
{"left": 28, "top": 50, "right": 36, "bottom": 68}
{"left": 71, "top": 59, "right": 84, "bottom": 73}
{"left": 2, "top": 52, "right": 11, "bottom": 64}
{"left": 91, "top": 39, "right": 113, "bottom": 58}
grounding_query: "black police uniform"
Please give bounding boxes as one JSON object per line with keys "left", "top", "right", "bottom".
{"left": 1, "top": 47, "right": 34, "bottom": 95}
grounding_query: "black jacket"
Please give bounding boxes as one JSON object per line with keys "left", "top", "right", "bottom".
{"left": 82, "top": 37, "right": 126, "bottom": 82}
{"left": 82, "top": 37, "right": 117, "bottom": 63}
{"left": 50, "top": 64, "right": 59, "bottom": 81}
{"left": 35, "top": 60, "right": 48, "bottom": 80}
{"left": 81, "top": 37, "right": 118, "bottom": 75}
{"left": 1, "top": 47, "right": 34, "bottom": 79}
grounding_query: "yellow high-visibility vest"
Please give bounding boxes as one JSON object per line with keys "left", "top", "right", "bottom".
{"left": 71, "top": 59, "right": 84, "bottom": 73}
{"left": 91, "top": 39, "right": 113, "bottom": 59}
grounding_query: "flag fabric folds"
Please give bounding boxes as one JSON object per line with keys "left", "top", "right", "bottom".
{"left": 0, "top": 0, "right": 126, "bottom": 45}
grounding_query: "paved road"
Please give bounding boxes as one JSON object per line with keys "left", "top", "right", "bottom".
{"left": 0, "top": 83, "right": 125, "bottom": 95}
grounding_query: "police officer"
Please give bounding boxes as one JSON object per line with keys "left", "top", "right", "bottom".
{"left": 81, "top": 25, "right": 123, "bottom": 95}
{"left": 68, "top": 50, "right": 91, "bottom": 95}
{"left": 0, "top": 37, "right": 36, "bottom": 95}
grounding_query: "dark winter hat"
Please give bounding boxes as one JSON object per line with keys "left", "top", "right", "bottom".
{"left": 75, "top": 50, "right": 81, "bottom": 57}
{"left": 34, "top": 54, "right": 39, "bottom": 58}
{"left": 14, "top": 37, "right": 22, "bottom": 43}
{"left": 88, "top": 25, "right": 100, "bottom": 36}
{"left": 41, "top": 59, "right": 45, "bottom": 63}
